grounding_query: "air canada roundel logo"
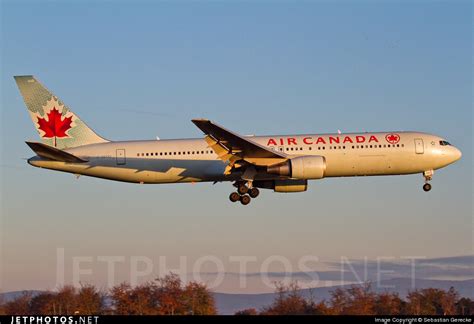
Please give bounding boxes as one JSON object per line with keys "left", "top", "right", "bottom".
{"left": 385, "top": 133, "right": 400, "bottom": 144}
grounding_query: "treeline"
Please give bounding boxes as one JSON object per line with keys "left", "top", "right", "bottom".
{"left": 236, "top": 282, "right": 474, "bottom": 316}
{"left": 1, "top": 276, "right": 473, "bottom": 315}
{"left": 0, "top": 274, "right": 216, "bottom": 315}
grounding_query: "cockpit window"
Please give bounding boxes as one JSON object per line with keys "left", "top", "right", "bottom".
{"left": 439, "top": 140, "right": 451, "bottom": 146}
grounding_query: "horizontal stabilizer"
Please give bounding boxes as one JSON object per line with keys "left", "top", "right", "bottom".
{"left": 26, "top": 141, "right": 88, "bottom": 163}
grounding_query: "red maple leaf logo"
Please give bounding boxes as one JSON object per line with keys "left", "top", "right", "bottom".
{"left": 385, "top": 133, "right": 400, "bottom": 144}
{"left": 37, "top": 107, "right": 73, "bottom": 145}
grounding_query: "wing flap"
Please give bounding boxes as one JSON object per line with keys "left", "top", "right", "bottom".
{"left": 204, "top": 135, "right": 243, "bottom": 174}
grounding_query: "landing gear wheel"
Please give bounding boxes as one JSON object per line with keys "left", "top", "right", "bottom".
{"left": 238, "top": 184, "right": 249, "bottom": 195}
{"left": 229, "top": 192, "right": 240, "bottom": 202}
{"left": 423, "top": 183, "right": 432, "bottom": 192}
{"left": 240, "top": 195, "right": 251, "bottom": 205}
{"left": 249, "top": 187, "right": 260, "bottom": 198}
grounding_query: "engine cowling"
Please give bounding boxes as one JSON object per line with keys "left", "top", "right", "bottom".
{"left": 253, "top": 180, "right": 308, "bottom": 192}
{"left": 274, "top": 180, "right": 308, "bottom": 192}
{"left": 267, "top": 156, "right": 326, "bottom": 180}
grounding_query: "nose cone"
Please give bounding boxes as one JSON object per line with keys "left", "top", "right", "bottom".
{"left": 452, "top": 147, "right": 462, "bottom": 162}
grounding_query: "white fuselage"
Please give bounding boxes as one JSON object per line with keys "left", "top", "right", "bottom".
{"left": 28, "top": 131, "right": 462, "bottom": 184}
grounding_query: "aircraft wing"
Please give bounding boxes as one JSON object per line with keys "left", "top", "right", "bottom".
{"left": 192, "top": 119, "right": 287, "bottom": 171}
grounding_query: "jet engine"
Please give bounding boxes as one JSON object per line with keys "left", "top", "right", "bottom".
{"left": 267, "top": 156, "right": 326, "bottom": 180}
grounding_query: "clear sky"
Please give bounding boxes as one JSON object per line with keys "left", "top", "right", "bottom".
{"left": 1, "top": 1, "right": 472, "bottom": 293}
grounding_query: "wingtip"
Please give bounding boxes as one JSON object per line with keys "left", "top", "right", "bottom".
{"left": 14, "top": 75, "right": 34, "bottom": 79}
{"left": 191, "top": 118, "right": 211, "bottom": 124}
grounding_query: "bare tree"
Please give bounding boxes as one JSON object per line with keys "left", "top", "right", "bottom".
{"left": 4, "top": 291, "right": 33, "bottom": 315}
{"left": 76, "top": 283, "right": 106, "bottom": 315}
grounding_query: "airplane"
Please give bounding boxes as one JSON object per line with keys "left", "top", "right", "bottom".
{"left": 15, "top": 75, "right": 462, "bottom": 205}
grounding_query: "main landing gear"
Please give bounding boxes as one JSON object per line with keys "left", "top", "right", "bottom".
{"left": 229, "top": 181, "right": 260, "bottom": 205}
{"left": 422, "top": 170, "right": 433, "bottom": 192}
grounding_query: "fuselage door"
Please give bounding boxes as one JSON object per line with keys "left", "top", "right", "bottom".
{"left": 414, "top": 138, "right": 424, "bottom": 154}
{"left": 116, "top": 149, "right": 126, "bottom": 165}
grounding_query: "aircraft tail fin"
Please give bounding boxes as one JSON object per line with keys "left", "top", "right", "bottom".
{"left": 14, "top": 75, "right": 108, "bottom": 149}
{"left": 26, "top": 141, "right": 88, "bottom": 163}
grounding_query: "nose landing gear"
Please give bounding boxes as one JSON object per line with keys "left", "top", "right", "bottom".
{"left": 422, "top": 170, "right": 434, "bottom": 192}
{"left": 229, "top": 181, "right": 260, "bottom": 205}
